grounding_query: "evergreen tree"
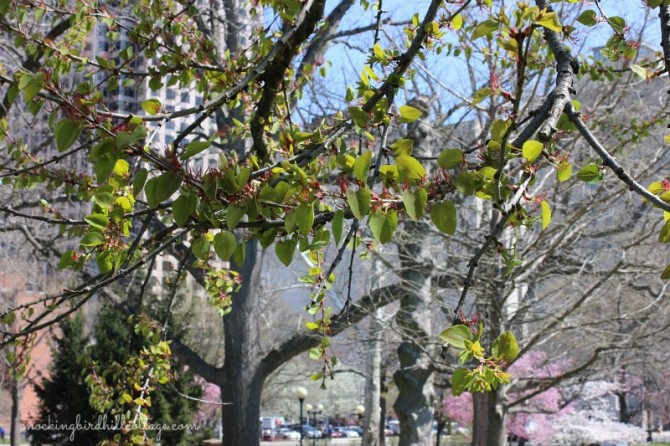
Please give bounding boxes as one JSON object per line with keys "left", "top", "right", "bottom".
{"left": 31, "top": 314, "right": 104, "bottom": 446}
{"left": 90, "top": 303, "right": 202, "bottom": 446}
{"left": 33, "top": 304, "right": 202, "bottom": 446}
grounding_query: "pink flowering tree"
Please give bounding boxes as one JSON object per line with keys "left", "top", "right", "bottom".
{"left": 194, "top": 378, "right": 223, "bottom": 431}
{"left": 441, "top": 351, "right": 572, "bottom": 443}
{"left": 505, "top": 351, "right": 573, "bottom": 443}
{"left": 441, "top": 350, "right": 650, "bottom": 445}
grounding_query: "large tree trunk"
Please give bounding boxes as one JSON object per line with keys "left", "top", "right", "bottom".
{"left": 393, "top": 223, "right": 435, "bottom": 446}
{"left": 486, "top": 386, "right": 507, "bottom": 446}
{"left": 471, "top": 388, "right": 508, "bottom": 446}
{"left": 220, "top": 241, "right": 265, "bottom": 446}
{"left": 471, "top": 392, "right": 488, "bottom": 446}
{"left": 362, "top": 309, "right": 383, "bottom": 446}
{"left": 380, "top": 365, "right": 388, "bottom": 446}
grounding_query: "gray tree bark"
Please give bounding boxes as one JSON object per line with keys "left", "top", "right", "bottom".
{"left": 220, "top": 241, "right": 266, "bottom": 446}
{"left": 393, "top": 223, "right": 435, "bottom": 446}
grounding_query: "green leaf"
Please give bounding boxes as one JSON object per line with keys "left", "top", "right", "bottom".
{"left": 490, "top": 119, "right": 511, "bottom": 142}
{"left": 399, "top": 105, "right": 423, "bottom": 123}
{"left": 308, "top": 347, "right": 322, "bottom": 360}
{"left": 19, "top": 72, "right": 44, "bottom": 102}
{"left": 541, "top": 200, "right": 551, "bottom": 231}
{"left": 630, "top": 64, "right": 648, "bottom": 80}
{"left": 213, "top": 231, "right": 237, "bottom": 261}
{"left": 491, "top": 331, "right": 519, "bottom": 363}
{"left": 451, "top": 13, "right": 463, "bottom": 31}
{"left": 81, "top": 230, "right": 104, "bottom": 247}
{"left": 437, "top": 149, "right": 464, "bottom": 169}
{"left": 346, "top": 188, "right": 371, "bottom": 220}
{"left": 472, "top": 87, "right": 492, "bottom": 105}
{"left": 661, "top": 264, "right": 670, "bottom": 279}
{"left": 115, "top": 131, "right": 136, "bottom": 150}
{"left": 141, "top": 99, "right": 162, "bottom": 115}
{"left": 348, "top": 106, "right": 369, "bottom": 127}
{"left": 180, "top": 140, "right": 211, "bottom": 160}
{"left": 113, "top": 159, "right": 130, "bottom": 178}
{"left": 439, "top": 325, "right": 473, "bottom": 349}
{"left": 403, "top": 188, "right": 428, "bottom": 221}
{"left": 275, "top": 238, "right": 297, "bottom": 266}
{"left": 556, "top": 160, "right": 572, "bottom": 182}
{"left": 233, "top": 240, "right": 246, "bottom": 266}
{"left": 85, "top": 213, "right": 109, "bottom": 230}
{"left": 471, "top": 19, "right": 499, "bottom": 40}
{"left": 0, "top": 0, "right": 11, "bottom": 17}
{"left": 372, "top": 43, "right": 385, "bottom": 59}
{"left": 369, "top": 210, "right": 398, "bottom": 244}
{"left": 576, "top": 164, "right": 603, "bottom": 183}
{"left": 1, "top": 312, "right": 16, "bottom": 325}
{"left": 146, "top": 171, "right": 181, "bottom": 207}
{"left": 93, "top": 192, "right": 114, "bottom": 210}
{"left": 451, "top": 368, "right": 470, "bottom": 397}
{"left": 522, "top": 140, "right": 543, "bottom": 162}
{"left": 607, "top": 16, "right": 626, "bottom": 34}
{"left": 536, "top": 11, "right": 563, "bottom": 32}
{"left": 431, "top": 201, "right": 457, "bottom": 235}
{"left": 306, "top": 321, "right": 319, "bottom": 330}
{"left": 295, "top": 202, "right": 314, "bottom": 236}
{"left": 192, "top": 236, "right": 210, "bottom": 261}
{"left": 57, "top": 250, "right": 75, "bottom": 270}
{"left": 390, "top": 138, "right": 414, "bottom": 156}
{"left": 96, "top": 251, "right": 113, "bottom": 273}
{"left": 54, "top": 119, "right": 83, "bottom": 152}
{"left": 172, "top": 194, "right": 197, "bottom": 227}
{"left": 396, "top": 155, "right": 425, "bottom": 181}
{"left": 284, "top": 209, "right": 297, "bottom": 233}
{"left": 133, "top": 168, "right": 148, "bottom": 196}
{"left": 353, "top": 150, "right": 373, "bottom": 182}
{"left": 576, "top": 9, "right": 598, "bottom": 26}
{"left": 332, "top": 210, "right": 344, "bottom": 246}
{"left": 226, "top": 203, "right": 246, "bottom": 230}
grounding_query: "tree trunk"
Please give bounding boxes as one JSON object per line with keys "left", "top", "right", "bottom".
{"left": 362, "top": 310, "right": 383, "bottom": 446}
{"left": 10, "top": 376, "right": 21, "bottom": 446}
{"left": 471, "top": 392, "right": 488, "bottom": 446}
{"left": 471, "top": 388, "right": 509, "bottom": 446}
{"left": 380, "top": 365, "right": 388, "bottom": 446}
{"left": 616, "top": 391, "right": 631, "bottom": 423}
{"left": 393, "top": 222, "right": 435, "bottom": 446}
{"left": 220, "top": 241, "right": 265, "bottom": 446}
{"left": 486, "top": 386, "right": 507, "bottom": 446}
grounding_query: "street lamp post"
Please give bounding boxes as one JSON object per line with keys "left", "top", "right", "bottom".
{"left": 305, "top": 404, "right": 313, "bottom": 443}
{"left": 309, "top": 404, "right": 323, "bottom": 446}
{"left": 354, "top": 405, "right": 365, "bottom": 425}
{"left": 295, "top": 387, "right": 308, "bottom": 446}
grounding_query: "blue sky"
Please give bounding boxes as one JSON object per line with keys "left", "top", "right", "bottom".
{"left": 274, "top": 1, "right": 662, "bottom": 124}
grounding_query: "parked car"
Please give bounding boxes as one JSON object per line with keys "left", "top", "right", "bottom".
{"left": 274, "top": 427, "right": 301, "bottom": 440}
{"left": 388, "top": 420, "right": 400, "bottom": 435}
{"left": 330, "top": 429, "right": 344, "bottom": 438}
{"left": 301, "top": 425, "right": 322, "bottom": 439}
{"left": 335, "top": 428, "right": 360, "bottom": 438}
{"left": 261, "top": 427, "right": 274, "bottom": 441}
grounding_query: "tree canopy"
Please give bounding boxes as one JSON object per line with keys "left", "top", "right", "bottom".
{"left": 1, "top": 0, "right": 670, "bottom": 444}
